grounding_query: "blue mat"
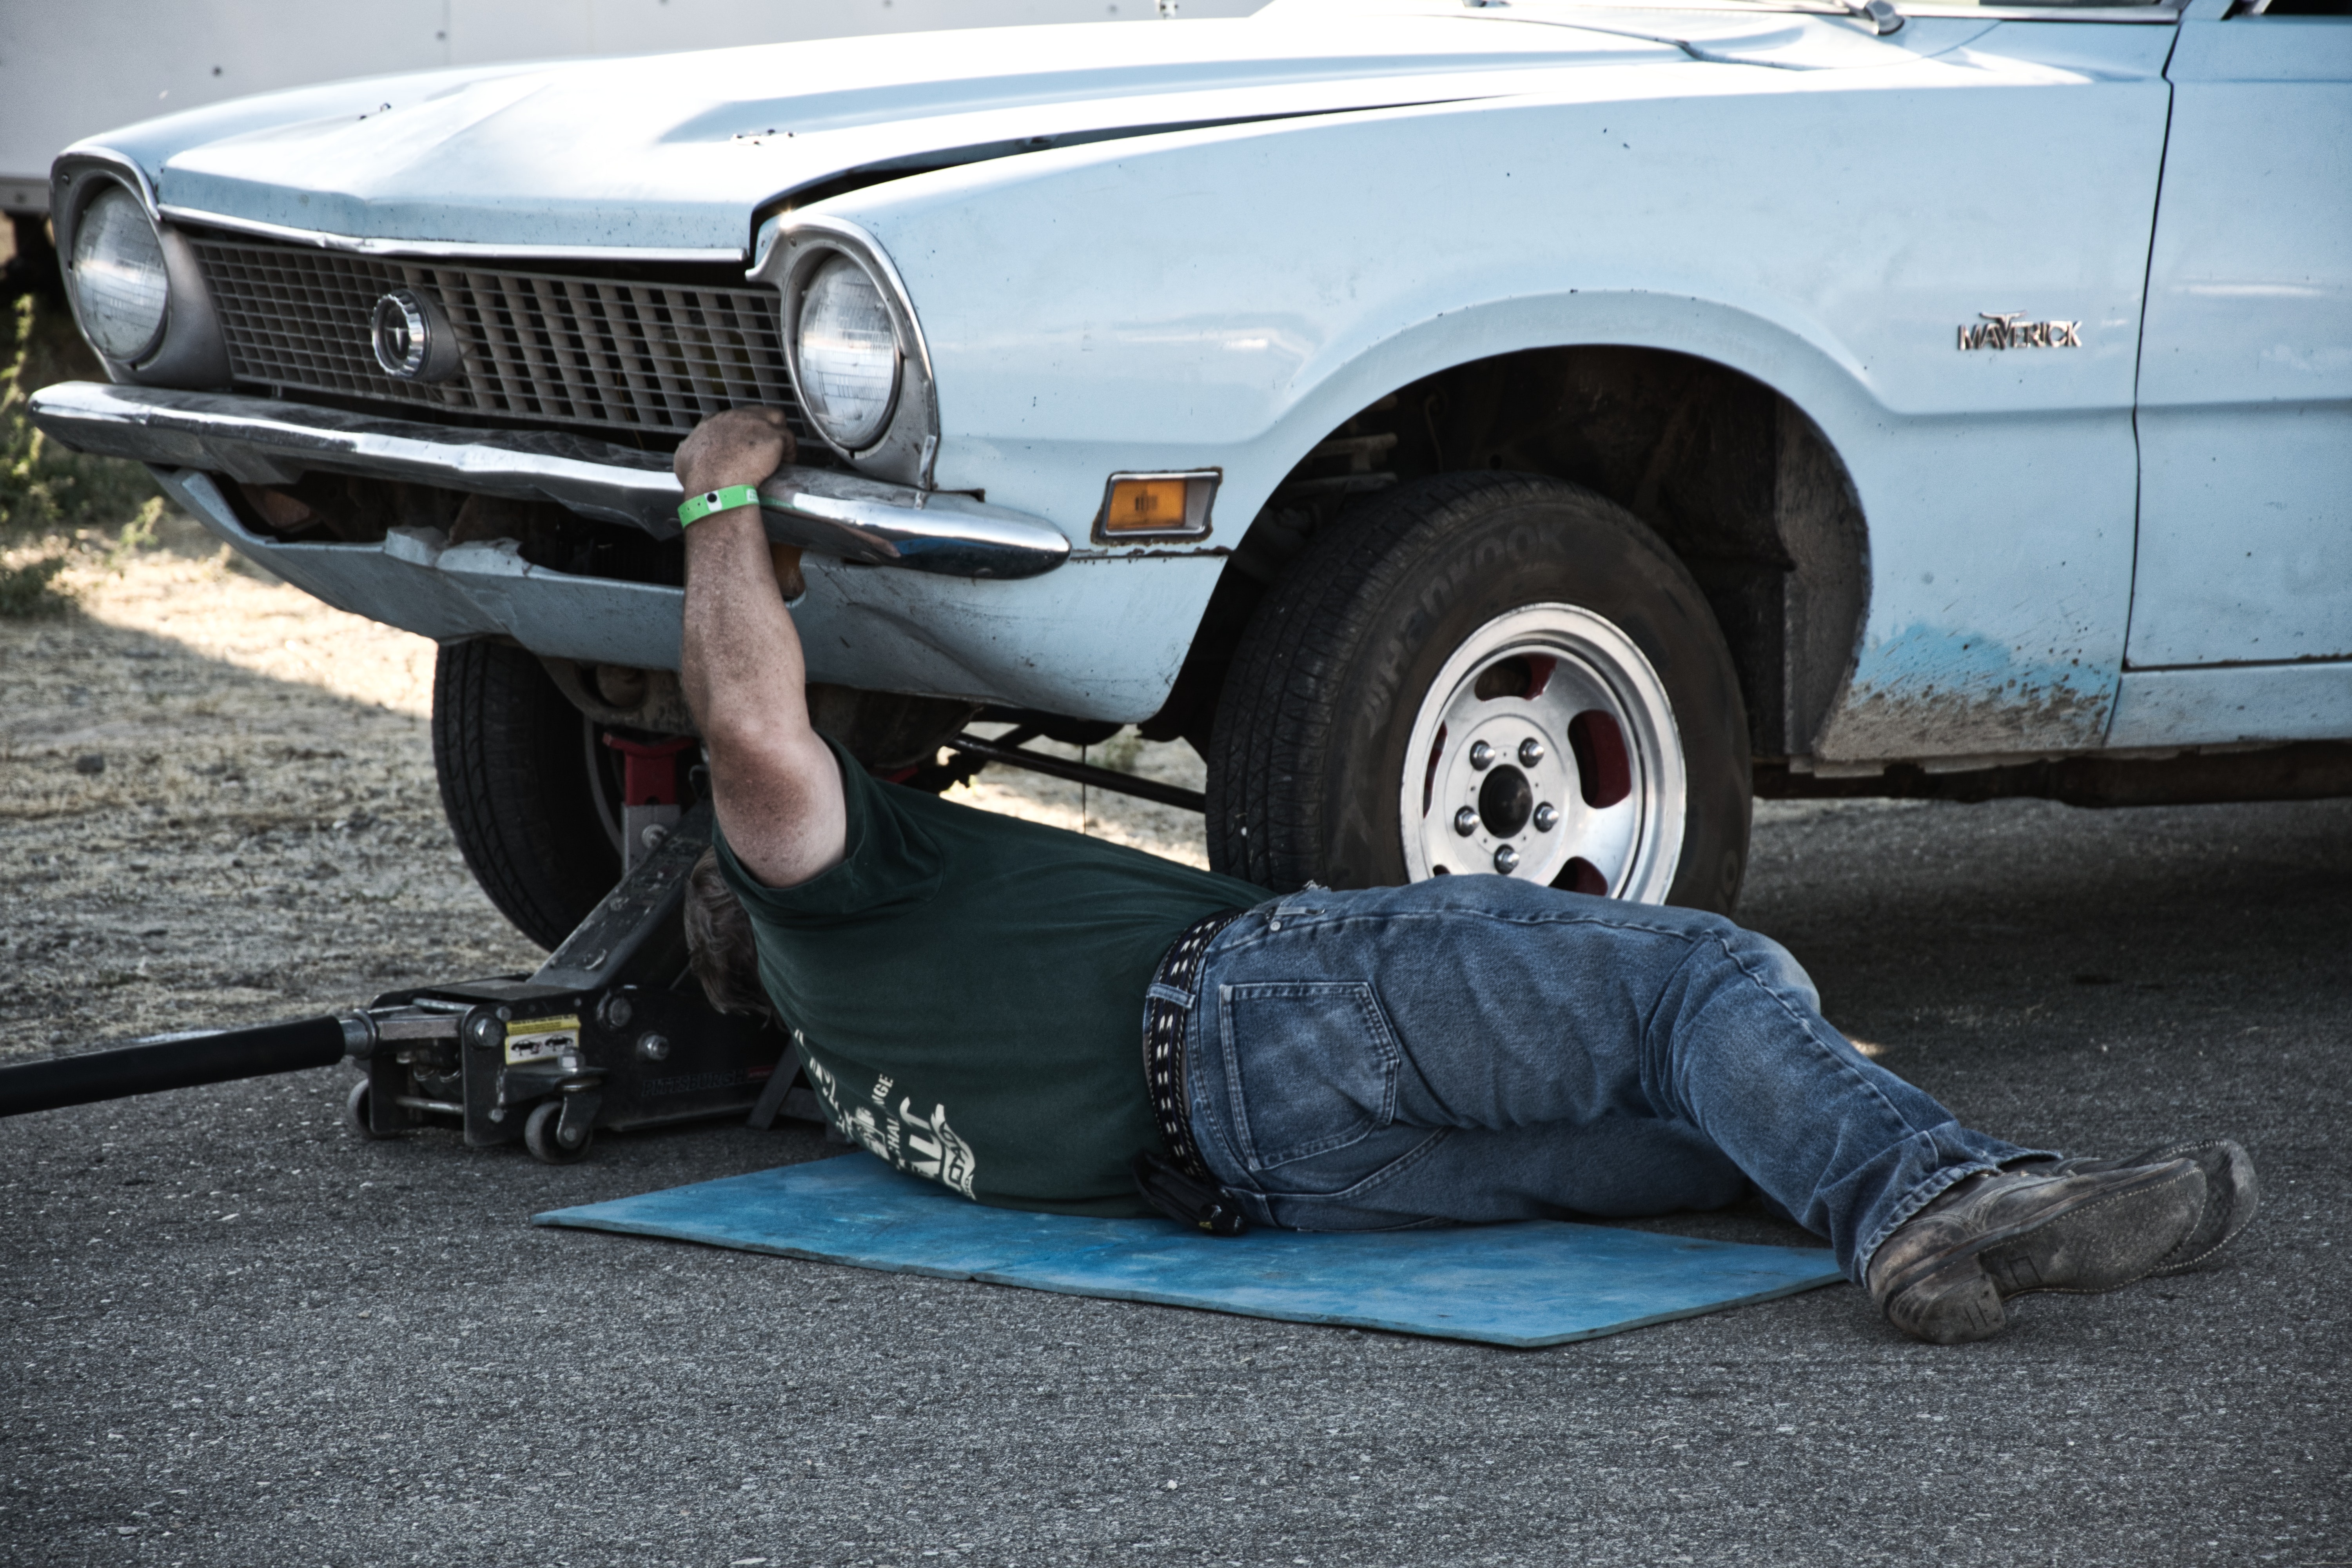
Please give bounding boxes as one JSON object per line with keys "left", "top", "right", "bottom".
{"left": 533, "top": 1154, "right": 1843, "bottom": 1348}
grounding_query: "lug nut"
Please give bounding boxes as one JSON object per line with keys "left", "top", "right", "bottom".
{"left": 1533, "top": 803, "right": 1559, "bottom": 832}
{"left": 1519, "top": 737, "right": 1545, "bottom": 766}
{"left": 1492, "top": 844, "right": 1520, "bottom": 874}
{"left": 1453, "top": 806, "right": 1478, "bottom": 837}
{"left": 1468, "top": 740, "right": 1495, "bottom": 771}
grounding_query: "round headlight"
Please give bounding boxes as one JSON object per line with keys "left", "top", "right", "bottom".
{"left": 70, "top": 185, "right": 170, "bottom": 363}
{"left": 795, "top": 254, "right": 900, "bottom": 451}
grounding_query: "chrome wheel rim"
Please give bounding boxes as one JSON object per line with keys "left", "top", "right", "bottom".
{"left": 1398, "top": 604, "right": 1685, "bottom": 900}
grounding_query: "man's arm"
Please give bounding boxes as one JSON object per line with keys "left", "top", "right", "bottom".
{"left": 675, "top": 408, "right": 847, "bottom": 888}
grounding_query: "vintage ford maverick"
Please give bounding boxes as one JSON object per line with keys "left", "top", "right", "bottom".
{"left": 31, "top": 0, "right": 2352, "bottom": 943}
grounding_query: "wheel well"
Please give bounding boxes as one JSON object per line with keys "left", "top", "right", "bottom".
{"left": 1144, "top": 346, "right": 1868, "bottom": 761}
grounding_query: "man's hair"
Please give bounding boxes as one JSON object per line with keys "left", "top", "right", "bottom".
{"left": 684, "top": 847, "right": 773, "bottom": 1021}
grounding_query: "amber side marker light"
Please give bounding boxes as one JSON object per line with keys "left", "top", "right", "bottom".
{"left": 1093, "top": 470, "right": 1220, "bottom": 544}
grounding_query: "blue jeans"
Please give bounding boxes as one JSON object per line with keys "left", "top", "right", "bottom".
{"left": 1177, "top": 878, "right": 2043, "bottom": 1282}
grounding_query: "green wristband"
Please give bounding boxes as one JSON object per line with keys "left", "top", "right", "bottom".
{"left": 677, "top": 483, "right": 763, "bottom": 528}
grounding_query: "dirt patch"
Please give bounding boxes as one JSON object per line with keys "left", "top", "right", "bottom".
{"left": 1, "top": 513, "right": 536, "bottom": 1056}
{"left": 0, "top": 512, "right": 1210, "bottom": 1059}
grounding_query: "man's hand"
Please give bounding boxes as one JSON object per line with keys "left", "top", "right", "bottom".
{"left": 677, "top": 408, "right": 845, "bottom": 888}
{"left": 675, "top": 404, "right": 791, "bottom": 494}
{"left": 676, "top": 407, "right": 804, "bottom": 596}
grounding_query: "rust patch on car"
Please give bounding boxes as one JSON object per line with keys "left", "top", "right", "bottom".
{"left": 1811, "top": 624, "right": 2116, "bottom": 760}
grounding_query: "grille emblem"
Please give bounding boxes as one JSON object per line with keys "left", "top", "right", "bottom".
{"left": 369, "top": 288, "right": 459, "bottom": 382}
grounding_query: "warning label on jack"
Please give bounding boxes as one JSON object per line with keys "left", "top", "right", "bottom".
{"left": 505, "top": 1014, "right": 582, "bottom": 1065}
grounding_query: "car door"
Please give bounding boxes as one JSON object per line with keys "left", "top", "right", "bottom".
{"left": 2118, "top": 0, "right": 2352, "bottom": 742}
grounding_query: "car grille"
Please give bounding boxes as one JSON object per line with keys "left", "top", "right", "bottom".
{"left": 191, "top": 237, "right": 803, "bottom": 443}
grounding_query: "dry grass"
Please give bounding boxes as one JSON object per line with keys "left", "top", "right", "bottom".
{"left": 0, "top": 509, "right": 1210, "bottom": 1058}
{"left": 3, "top": 296, "right": 167, "bottom": 563}
{"left": 0, "top": 514, "right": 542, "bottom": 1056}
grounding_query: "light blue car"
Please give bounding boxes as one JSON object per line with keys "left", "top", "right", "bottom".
{"left": 32, "top": 0, "right": 2351, "bottom": 946}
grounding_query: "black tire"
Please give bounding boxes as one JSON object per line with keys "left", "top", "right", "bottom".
{"left": 432, "top": 640, "right": 624, "bottom": 949}
{"left": 1207, "top": 472, "right": 1751, "bottom": 911}
{"left": 523, "top": 1098, "right": 595, "bottom": 1164}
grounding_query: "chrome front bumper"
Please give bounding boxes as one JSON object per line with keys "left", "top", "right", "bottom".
{"left": 26, "top": 382, "right": 1071, "bottom": 579}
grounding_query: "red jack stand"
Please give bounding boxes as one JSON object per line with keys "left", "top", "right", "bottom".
{"left": 603, "top": 734, "right": 697, "bottom": 870}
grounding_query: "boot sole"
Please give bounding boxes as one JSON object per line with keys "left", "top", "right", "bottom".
{"left": 2143, "top": 1139, "right": 2259, "bottom": 1276}
{"left": 1880, "top": 1161, "right": 2203, "bottom": 1345}
{"left": 1978, "top": 1163, "right": 2205, "bottom": 1296}
{"left": 2036, "top": 1140, "right": 2259, "bottom": 1277}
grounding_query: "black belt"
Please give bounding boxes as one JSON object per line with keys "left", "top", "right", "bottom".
{"left": 1142, "top": 906, "right": 1248, "bottom": 1187}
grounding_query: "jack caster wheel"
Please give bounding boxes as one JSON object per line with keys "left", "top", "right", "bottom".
{"left": 524, "top": 1098, "right": 595, "bottom": 1164}
{"left": 345, "top": 1078, "right": 403, "bottom": 1141}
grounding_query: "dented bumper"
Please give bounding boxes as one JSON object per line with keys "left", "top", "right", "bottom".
{"left": 25, "top": 382, "right": 1072, "bottom": 580}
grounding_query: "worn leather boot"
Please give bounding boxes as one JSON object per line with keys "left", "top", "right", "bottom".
{"left": 1866, "top": 1160, "right": 2204, "bottom": 1345}
{"left": 2015, "top": 1139, "right": 2258, "bottom": 1276}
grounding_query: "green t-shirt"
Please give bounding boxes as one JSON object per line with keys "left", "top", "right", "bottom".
{"left": 714, "top": 740, "right": 1267, "bottom": 1218}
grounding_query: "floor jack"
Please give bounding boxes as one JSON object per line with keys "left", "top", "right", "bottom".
{"left": 0, "top": 754, "right": 822, "bottom": 1160}
{"left": 0, "top": 723, "right": 1197, "bottom": 1154}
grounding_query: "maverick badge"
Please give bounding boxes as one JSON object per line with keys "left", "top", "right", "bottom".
{"left": 1957, "top": 312, "right": 2081, "bottom": 352}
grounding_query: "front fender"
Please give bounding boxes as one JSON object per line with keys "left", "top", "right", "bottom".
{"left": 827, "top": 25, "right": 2169, "bottom": 752}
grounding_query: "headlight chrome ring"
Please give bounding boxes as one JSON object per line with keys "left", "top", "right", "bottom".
{"left": 757, "top": 216, "right": 937, "bottom": 486}
{"left": 68, "top": 181, "right": 170, "bottom": 363}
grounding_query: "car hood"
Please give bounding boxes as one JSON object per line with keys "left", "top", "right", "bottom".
{"left": 72, "top": 6, "right": 1961, "bottom": 258}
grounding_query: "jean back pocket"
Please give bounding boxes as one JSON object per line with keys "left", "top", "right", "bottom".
{"left": 1215, "top": 981, "right": 1401, "bottom": 1172}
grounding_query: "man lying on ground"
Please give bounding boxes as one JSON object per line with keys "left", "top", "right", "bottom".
{"left": 670, "top": 407, "right": 2256, "bottom": 1345}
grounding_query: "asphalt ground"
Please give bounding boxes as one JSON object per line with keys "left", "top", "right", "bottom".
{"left": 5, "top": 785, "right": 2348, "bottom": 1566}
